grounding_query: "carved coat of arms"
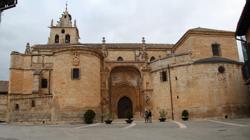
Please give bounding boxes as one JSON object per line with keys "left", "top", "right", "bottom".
{"left": 72, "top": 52, "right": 80, "bottom": 66}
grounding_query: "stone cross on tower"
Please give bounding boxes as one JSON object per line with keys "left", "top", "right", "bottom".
{"left": 66, "top": 1, "right": 68, "bottom": 11}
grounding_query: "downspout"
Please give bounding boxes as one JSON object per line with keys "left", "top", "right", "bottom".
{"left": 48, "top": 70, "right": 51, "bottom": 95}
{"left": 168, "top": 64, "right": 174, "bottom": 120}
{"left": 100, "top": 58, "right": 105, "bottom": 123}
{"left": 108, "top": 74, "right": 112, "bottom": 114}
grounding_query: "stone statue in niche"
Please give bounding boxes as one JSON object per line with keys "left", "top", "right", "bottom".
{"left": 72, "top": 52, "right": 80, "bottom": 66}
{"left": 145, "top": 95, "right": 151, "bottom": 105}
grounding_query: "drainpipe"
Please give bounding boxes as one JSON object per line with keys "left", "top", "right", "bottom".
{"left": 48, "top": 70, "right": 51, "bottom": 95}
{"left": 168, "top": 64, "right": 174, "bottom": 120}
{"left": 108, "top": 75, "right": 112, "bottom": 114}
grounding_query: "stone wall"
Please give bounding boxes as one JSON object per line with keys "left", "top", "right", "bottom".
{"left": 150, "top": 58, "right": 250, "bottom": 120}
{"left": 9, "top": 94, "right": 52, "bottom": 123}
{"left": 51, "top": 50, "right": 102, "bottom": 122}
{"left": 0, "top": 95, "right": 7, "bottom": 122}
{"left": 174, "top": 30, "right": 239, "bottom": 61}
{"left": 172, "top": 63, "right": 250, "bottom": 120}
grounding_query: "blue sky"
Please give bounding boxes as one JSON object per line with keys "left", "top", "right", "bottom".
{"left": 0, "top": 0, "right": 246, "bottom": 80}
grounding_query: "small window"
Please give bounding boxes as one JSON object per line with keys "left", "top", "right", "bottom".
{"left": 212, "top": 43, "right": 221, "bottom": 56}
{"left": 72, "top": 68, "right": 80, "bottom": 80}
{"left": 55, "top": 34, "right": 59, "bottom": 43}
{"left": 65, "top": 34, "right": 70, "bottom": 43}
{"left": 160, "top": 71, "right": 168, "bottom": 82}
{"left": 31, "top": 100, "right": 35, "bottom": 107}
{"left": 150, "top": 56, "right": 156, "bottom": 62}
{"left": 15, "top": 104, "right": 19, "bottom": 111}
{"left": 41, "top": 79, "right": 48, "bottom": 88}
{"left": 117, "top": 56, "right": 123, "bottom": 61}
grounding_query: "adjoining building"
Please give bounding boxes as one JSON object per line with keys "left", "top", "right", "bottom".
{"left": 5, "top": 8, "right": 250, "bottom": 123}
{"left": 0, "top": 81, "right": 8, "bottom": 122}
{"left": 236, "top": 0, "right": 250, "bottom": 84}
{"left": 0, "top": 0, "right": 18, "bottom": 22}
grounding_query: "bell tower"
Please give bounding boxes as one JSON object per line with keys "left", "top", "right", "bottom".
{"left": 48, "top": 3, "right": 80, "bottom": 45}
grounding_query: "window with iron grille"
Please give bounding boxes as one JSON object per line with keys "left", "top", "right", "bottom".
{"left": 160, "top": 71, "right": 167, "bottom": 82}
{"left": 211, "top": 43, "right": 221, "bottom": 56}
{"left": 41, "top": 79, "right": 48, "bottom": 88}
{"left": 72, "top": 68, "right": 80, "bottom": 80}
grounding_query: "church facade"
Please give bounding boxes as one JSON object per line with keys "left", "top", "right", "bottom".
{"left": 6, "top": 9, "right": 250, "bottom": 123}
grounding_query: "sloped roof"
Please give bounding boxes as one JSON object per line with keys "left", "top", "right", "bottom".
{"left": 173, "top": 27, "right": 235, "bottom": 51}
{"left": 32, "top": 43, "right": 173, "bottom": 49}
{"left": 0, "top": 81, "right": 8, "bottom": 93}
{"left": 190, "top": 27, "right": 234, "bottom": 33}
{"left": 194, "top": 57, "right": 242, "bottom": 65}
{"left": 98, "top": 43, "right": 173, "bottom": 49}
{"left": 236, "top": 0, "right": 250, "bottom": 36}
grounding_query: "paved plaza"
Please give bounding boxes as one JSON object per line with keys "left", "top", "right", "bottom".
{"left": 0, "top": 118, "right": 250, "bottom": 140}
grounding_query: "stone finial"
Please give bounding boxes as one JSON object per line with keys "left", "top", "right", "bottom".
{"left": 102, "top": 37, "right": 106, "bottom": 44}
{"left": 74, "top": 20, "right": 77, "bottom": 27}
{"left": 142, "top": 37, "right": 146, "bottom": 44}
{"left": 51, "top": 19, "right": 53, "bottom": 27}
{"left": 25, "top": 42, "right": 31, "bottom": 54}
{"left": 102, "top": 37, "right": 108, "bottom": 58}
{"left": 26, "top": 42, "right": 30, "bottom": 47}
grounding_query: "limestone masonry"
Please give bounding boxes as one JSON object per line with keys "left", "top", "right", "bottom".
{"left": 1, "top": 8, "right": 250, "bottom": 123}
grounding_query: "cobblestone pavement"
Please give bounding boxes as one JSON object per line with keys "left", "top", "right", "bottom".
{"left": 0, "top": 118, "right": 250, "bottom": 140}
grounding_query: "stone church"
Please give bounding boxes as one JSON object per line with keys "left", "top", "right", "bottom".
{"left": 4, "top": 8, "right": 250, "bottom": 123}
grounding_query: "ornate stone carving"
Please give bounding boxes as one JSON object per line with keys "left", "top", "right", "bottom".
{"left": 72, "top": 52, "right": 80, "bottom": 66}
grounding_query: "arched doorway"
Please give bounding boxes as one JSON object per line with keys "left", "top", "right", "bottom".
{"left": 108, "top": 66, "right": 143, "bottom": 118}
{"left": 117, "top": 96, "right": 133, "bottom": 118}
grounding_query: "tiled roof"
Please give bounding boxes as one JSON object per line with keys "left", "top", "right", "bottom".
{"left": 32, "top": 43, "right": 173, "bottom": 49}
{"left": 0, "top": 81, "right": 8, "bottom": 93}
{"left": 194, "top": 57, "right": 242, "bottom": 65}
{"left": 190, "top": 27, "right": 234, "bottom": 33}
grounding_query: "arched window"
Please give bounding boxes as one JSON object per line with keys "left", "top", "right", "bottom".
{"left": 150, "top": 56, "right": 156, "bottom": 62}
{"left": 160, "top": 71, "right": 168, "bottom": 82}
{"left": 117, "top": 56, "right": 124, "bottom": 61}
{"left": 65, "top": 34, "right": 70, "bottom": 43}
{"left": 55, "top": 34, "right": 59, "bottom": 43}
{"left": 41, "top": 79, "right": 48, "bottom": 88}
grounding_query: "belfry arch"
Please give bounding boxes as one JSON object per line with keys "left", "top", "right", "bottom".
{"left": 109, "top": 66, "right": 143, "bottom": 118}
